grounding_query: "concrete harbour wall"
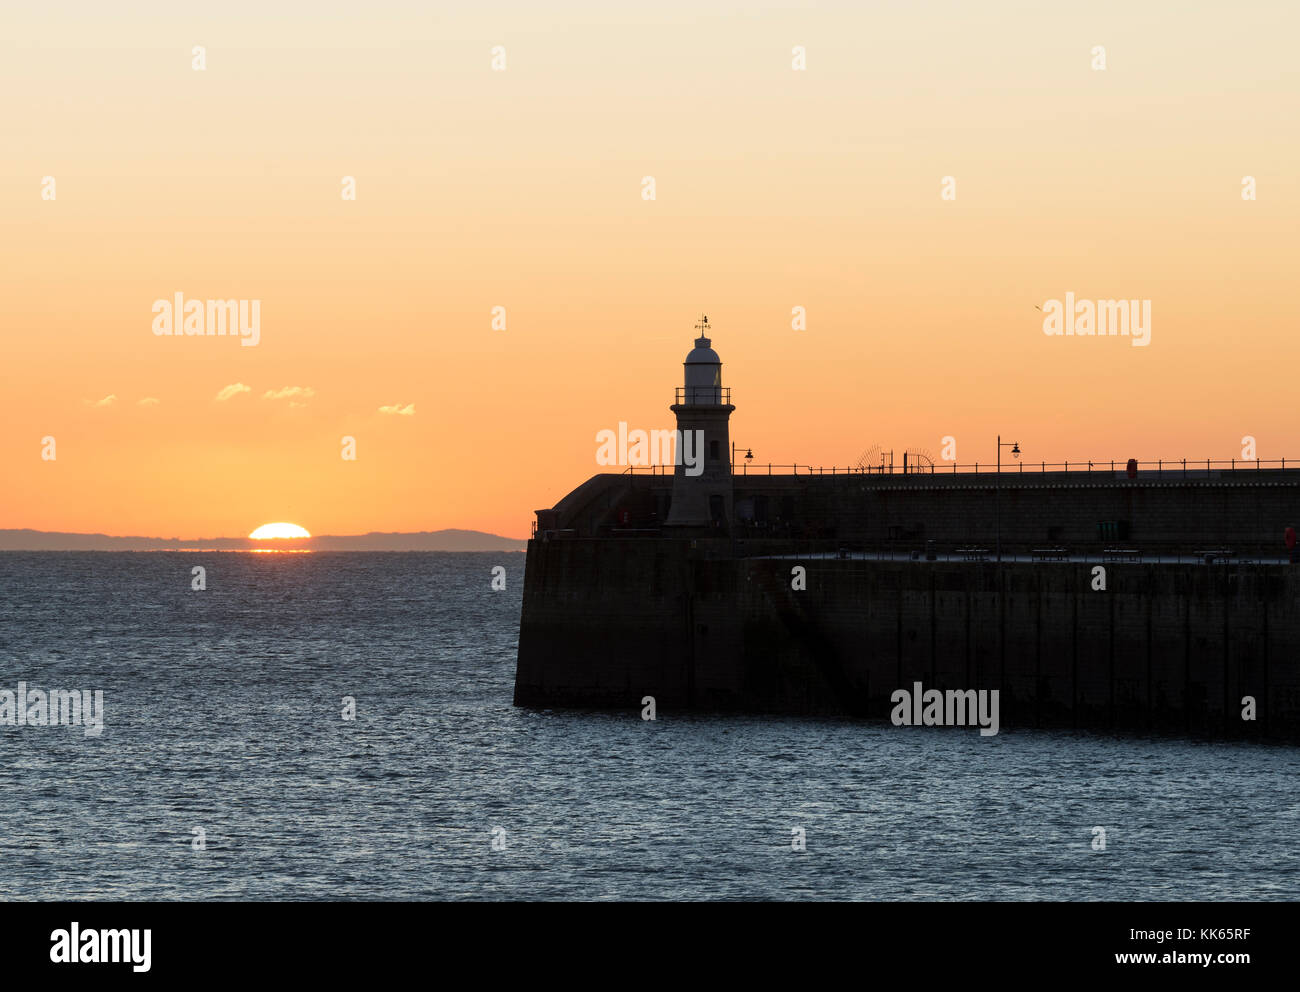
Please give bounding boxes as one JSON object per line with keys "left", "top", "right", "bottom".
{"left": 514, "top": 538, "right": 1300, "bottom": 739}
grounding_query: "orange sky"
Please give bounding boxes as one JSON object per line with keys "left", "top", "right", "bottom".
{"left": 3, "top": 1, "right": 1297, "bottom": 540}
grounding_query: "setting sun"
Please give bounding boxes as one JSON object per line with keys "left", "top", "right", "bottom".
{"left": 249, "top": 523, "right": 311, "bottom": 540}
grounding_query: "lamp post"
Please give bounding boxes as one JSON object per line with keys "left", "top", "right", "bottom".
{"left": 996, "top": 435, "right": 1021, "bottom": 562}
{"left": 731, "top": 443, "right": 754, "bottom": 475}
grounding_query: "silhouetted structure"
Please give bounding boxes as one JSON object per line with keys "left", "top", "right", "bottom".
{"left": 515, "top": 327, "right": 1300, "bottom": 738}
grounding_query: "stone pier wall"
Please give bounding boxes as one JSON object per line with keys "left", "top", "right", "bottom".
{"left": 514, "top": 538, "right": 1300, "bottom": 739}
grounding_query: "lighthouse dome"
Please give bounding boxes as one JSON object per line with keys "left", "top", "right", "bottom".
{"left": 685, "top": 336, "right": 720, "bottom": 366}
{"left": 682, "top": 333, "right": 723, "bottom": 401}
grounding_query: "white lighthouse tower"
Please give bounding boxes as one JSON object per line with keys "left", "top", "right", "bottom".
{"left": 664, "top": 316, "right": 735, "bottom": 533}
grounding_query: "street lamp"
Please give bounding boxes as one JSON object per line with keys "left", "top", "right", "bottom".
{"left": 732, "top": 443, "right": 755, "bottom": 474}
{"left": 998, "top": 437, "right": 1021, "bottom": 472}
{"left": 996, "top": 435, "right": 1021, "bottom": 562}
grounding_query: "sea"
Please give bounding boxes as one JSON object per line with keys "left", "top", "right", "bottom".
{"left": 1, "top": 551, "right": 1296, "bottom": 901}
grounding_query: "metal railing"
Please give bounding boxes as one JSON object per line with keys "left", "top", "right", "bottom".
{"left": 930, "top": 457, "right": 1297, "bottom": 476}
{"left": 621, "top": 458, "right": 1298, "bottom": 477}
{"left": 673, "top": 386, "right": 731, "bottom": 405}
{"left": 624, "top": 462, "right": 820, "bottom": 476}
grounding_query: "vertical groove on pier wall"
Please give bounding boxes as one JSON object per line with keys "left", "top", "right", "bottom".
{"left": 1145, "top": 581, "right": 1153, "bottom": 732}
{"left": 1108, "top": 584, "right": 1115, "bottom": 730}
{"left": 1183, "top": 591, "right": 1191, "bottom": 735}
{"left": 1035, "top": 570, "right": 1043, "bottom": 729}
{"left": 1071, "top": 581, "right": 1079, "bottom": 729}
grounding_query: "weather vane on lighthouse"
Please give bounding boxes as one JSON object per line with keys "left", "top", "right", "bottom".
{"left": 694, "top": 313, "right": 709, "bottom": 336}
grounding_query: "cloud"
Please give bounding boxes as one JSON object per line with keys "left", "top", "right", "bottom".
{"left": 138, "top": 397, "right": 161, "bottom": 407}
{"left": 84, "top": 394, "right": 117, "bottom": 407}
{"left": 262, "top": 386, "right": 315, "bottom": 403}
{"left": 215, "top": 383, "right": 251, "bottom": 402}
{"left": 378, "top": 403, "right": 416, "bottom": 416}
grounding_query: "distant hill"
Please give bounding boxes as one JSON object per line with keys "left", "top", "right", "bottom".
{"left": 0, "top": 529, "right": 526, "bottom": 552}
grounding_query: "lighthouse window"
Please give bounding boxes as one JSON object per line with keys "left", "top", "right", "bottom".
{"left": 710, "top": 440, "right": 720, "bottom": 461}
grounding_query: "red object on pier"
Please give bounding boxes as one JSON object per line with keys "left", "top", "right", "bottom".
{"left": 1286, "top": 526, "right": 1296, "bottom": 550}
{"left": 1126, "top": 458, "right": 1138, "bottom": 479}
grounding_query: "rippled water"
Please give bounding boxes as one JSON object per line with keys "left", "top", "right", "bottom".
{"left": 1, "top": 552, "right": 1296, "bottom": 900}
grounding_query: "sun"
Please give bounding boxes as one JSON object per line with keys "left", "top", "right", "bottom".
{"left": 249, "top": 522, "right": 311, "bottom": 540}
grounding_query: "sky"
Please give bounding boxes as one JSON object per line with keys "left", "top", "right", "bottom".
{"left": 3, "top": 1, "right": 1297, "bottom": 539}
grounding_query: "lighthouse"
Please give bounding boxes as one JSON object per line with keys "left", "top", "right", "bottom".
{"left": 664, "top": 316, "right": 735, "bottom": 532}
